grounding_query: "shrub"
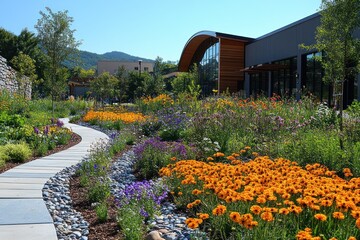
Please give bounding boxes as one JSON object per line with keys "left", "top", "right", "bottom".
{"left": 88, "top": 181, "right": 111, "bottom": 203}
{"left": 133, "top": 137, "right": 170, "bottom": 179}
{"left": 4, "top": 142, "right": 32, "bottom": 163}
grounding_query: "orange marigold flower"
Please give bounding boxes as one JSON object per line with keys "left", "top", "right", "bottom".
{"left": 332, "top": 211, "right": 345, "bottom": 220}
{"left": 351, "top": 210, "right": 360, "bottom": 219}
{"left": 170, "top": 157, "right": 177, "bottom": 161}
{"left": 194, "top": 199, "right": 201, "bottom": 205}
{"left": 192, "top": 189, "right": 203, "bottom": 195}
{"left": 250, "top": 205, "right": 262, "bottom": 215}
{"left": 197, "top": 213, "right": 209, "bottom": 220}
{"left": 213, "top": 152, "right": 225, "bottom": 158}
{"left": 260, "top": 212, "right": 274, "bottom": 222}
{"left": 187, "top": 203, "right": 194, "bottom": 209}
{"left": 314, "top": 213, "right": 327, "bottom": 221}
{"left": 356, "top": 218, "right": 360, "bottom": 229}
{"left": 256, "top": 196, "right": 267, "bottom": 204}
{"left": 229, "top": 212, "right": 241, "bottom": 223}
{"left": 279, "top": 208, "right": 290, "bottom": 215}
{"left": 212, "top": 204, "right": 227, "bottom": 216}
{"left": 348, "top": 237, "right": 357, "bottom": 240}
{"left": 207, "top": 157, "right": 214, "bottom": 161}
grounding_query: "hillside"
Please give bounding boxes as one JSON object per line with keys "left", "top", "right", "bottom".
{"left": 66, "top": 50, "right": 154, "bottom": 69}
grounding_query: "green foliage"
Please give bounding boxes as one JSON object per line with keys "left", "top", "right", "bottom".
{"left": 0, "top": 146, "right": 9, "bottom": 163}
{"left": 117, "top": 204, "right": 145, "bottom": 240}
{"left": 278, "top": 129, "right": 347, "bottom": 172}
{"left": 11, "top": 52, "right": 37, "bottom": 98}
{"left": 346, "top": 100, "right": 360, "bottom": 118}
{"left": 90, "top": 72, "right": 119, "bottom": 104}
{"left": 88, "top": 181, "right": 111, "bottom": 203}
{"left": 35, "top": 7, "right": 81, "bottom": 100}
{"left": 95, "top": 201, "right": 108, "bottom": 223}
{"left": 4, "top": 142, "right": 32, "bottom": 163}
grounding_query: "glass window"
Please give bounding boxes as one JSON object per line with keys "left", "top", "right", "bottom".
{"left": 196, "top": 39, "right": 219, "bottom": 95}
{"left": 271, "top": 57, "right": 297, "bottom": 98}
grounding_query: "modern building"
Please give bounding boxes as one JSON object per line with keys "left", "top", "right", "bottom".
{"left": 178, "top": 12, "right": 360, "bottom": 107}
{"left": 97, "top": 60, "right": 154, "bottom": 75}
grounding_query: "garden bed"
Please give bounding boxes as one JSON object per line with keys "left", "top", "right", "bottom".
{"left": 0, "top": 132, "right": 81, "bottom": 174}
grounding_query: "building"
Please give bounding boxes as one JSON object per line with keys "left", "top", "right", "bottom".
{"left": 97, "top": 60, "right": 154, "bottom": 75}
{"left": 178, "top": 12, "right": 360, "bottom": 107}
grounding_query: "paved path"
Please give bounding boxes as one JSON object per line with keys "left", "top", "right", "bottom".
{"left": 0, "top": 119, "right": 108, "bottom": 240}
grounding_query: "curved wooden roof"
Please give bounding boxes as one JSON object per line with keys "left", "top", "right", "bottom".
{"left": 178, "top": 31, "right": 254, "bottom": 72}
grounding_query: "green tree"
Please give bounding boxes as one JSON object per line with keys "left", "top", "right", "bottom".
{"left": 0, "top": 28, "right": 17, "bottom": 61}
{"left": 90, "top": 72, "right": 119, "bottom": 107}
{"left": 35, "top": 7, "right": 81, "bottom": 110}
{"left": 302, "top": 0, "right": 360, "bottom": 149}
{"left": 171, "top": 64, "right": 200, "bottom": 97}
{"left": 142, "top": 71, "right": 164, "bottom": 97}
{"left": 115, "top": 66, "right": 128, "bottom": 102}
{"left": 10, "top": 52, "right": 38, "bottom": 98}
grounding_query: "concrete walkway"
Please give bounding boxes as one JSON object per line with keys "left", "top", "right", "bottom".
{"left": 0, "top": 119, "right": 108, "bottom": 240}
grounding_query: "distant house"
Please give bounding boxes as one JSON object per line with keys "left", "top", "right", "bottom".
{"left": 69, "top": 60, "right": 155, "bottom": 98}
{"left": 68, "top": 77, "right": 94, "bottom": 98}
{"left": 97, "top": 60, "right": 154, "bottom": 75}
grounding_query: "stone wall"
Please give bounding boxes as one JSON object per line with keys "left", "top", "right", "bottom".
{"left": 0, "top": 55, "right": 31, "bottom": 99}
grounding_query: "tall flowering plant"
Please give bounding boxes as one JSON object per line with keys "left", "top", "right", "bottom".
{"left": 116, "top": 180, "right": 169, "bottom": 239}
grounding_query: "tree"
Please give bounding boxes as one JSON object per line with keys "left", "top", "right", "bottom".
{"left": 10, "top": 52, "right": 38, "bottom": 98}
{"left": 0, "top": 28, "right": 17, "bottom": 61}
{"left": 35, "top": 7, "right": 81, "bottom": 110}
{"left": 171, "top": 64, "right": 200, "bottom": 97}
{"left": 90, "top": 72, "right": 119, "bottom": 107}
{"left": 303, "top": 0, "right": 360, "bottom": 149}
{"left": 115, "top": 66, "right": 129, "bottom": 102}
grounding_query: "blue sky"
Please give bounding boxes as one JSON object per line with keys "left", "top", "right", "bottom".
{"left": 0, "top": 0, "right": 320, "bottom": 62}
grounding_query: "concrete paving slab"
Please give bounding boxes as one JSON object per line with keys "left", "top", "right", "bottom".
{"left": 0, "top": 177, "right": 48, "bottom": 184}
{"left": 0, "top": 199, "right": 53, "bottom": 224}
{"left": 0, "top": 183, "right": 44, "bottom": 190}
{"left": 5, "top": 168, "right": 60, "bottom": 174}
{"left": 0, "top": 223, "right": 57, "bottom": 240}
{"left": 0, "top": 172, "right": 56, "bottom": 178}
{"left": 0, "top": 189, "right": 42, "bottom": 198}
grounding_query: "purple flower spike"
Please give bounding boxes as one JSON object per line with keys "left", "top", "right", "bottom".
{"left": 56, "top": 119, "right": 64, "bottom": 127}
{"left": 43, "top": 125, "right": 50, "bottom": 135}
{"left": 33, "top": 127, "right": 39, "bottom": 134}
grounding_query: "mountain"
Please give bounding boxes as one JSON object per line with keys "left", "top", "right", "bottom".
{"left": 66, "top": 50, "right": 154, "bottom": 70}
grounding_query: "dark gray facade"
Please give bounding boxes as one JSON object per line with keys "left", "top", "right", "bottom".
{"left": 244, "top": 12, "right": 360, "bottom": 106}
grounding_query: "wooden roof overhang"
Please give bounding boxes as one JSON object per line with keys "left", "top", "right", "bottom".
{"left": 178, "top": 31, "right": 254, "bottom": 72}
{"left": 240, "top": 63, "right": 289, "bottom": 73}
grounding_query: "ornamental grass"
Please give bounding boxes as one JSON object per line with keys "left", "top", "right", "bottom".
{"left": 82, "top": 110, "right": 147, "bottom": 124}
{"left": 160, "top": 151, "right": 360, "bottom": 239}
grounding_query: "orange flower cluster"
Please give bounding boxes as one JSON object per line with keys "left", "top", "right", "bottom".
{"left": 212, "top": 204, "right": 227, "bottom": 215}
{"left": 160, "top": 155, "right": 360, "bottom": 233}
{"left": 185, "top": 217, "right": 203, "bottom": 229}
{"left": 82, "top": 110, "right": 146, "bottom": 124}
{"left": 142, "top": 94, "right": 174, "bottom": 106}
{"left": 229, "top": 212, "right": 258, "bottom": 229}
{"left": 237, "top": 98, "right": 282, "bottom": 110}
